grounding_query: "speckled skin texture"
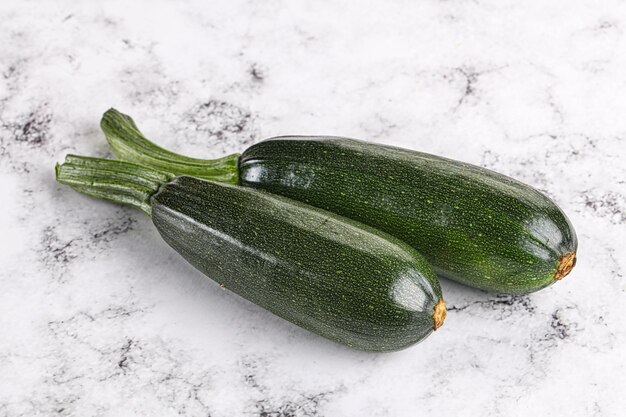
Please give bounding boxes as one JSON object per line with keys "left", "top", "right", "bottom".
{"left": 151, "top": 176, "right": 442, "bottom": 351}
{"left": 239, "top": 137, "right": 577, "bottom": 294}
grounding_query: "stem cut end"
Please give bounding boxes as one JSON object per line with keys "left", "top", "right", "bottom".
{"left": 555, "top": 252, "right": 577, "bottom": 280}
{"left": 432, "top": 298, "right": 446, "bottom": 331}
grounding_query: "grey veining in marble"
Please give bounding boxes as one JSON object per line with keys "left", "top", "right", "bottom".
{"left": 1, "top": 1, "right": 625, "bottom": 416}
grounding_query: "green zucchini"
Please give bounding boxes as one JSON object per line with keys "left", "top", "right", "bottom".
{"left": 56, "top": 155, "right": 445, "bottom": 351}
{"left": 102, "top": 109, "right": 578, "bottom": 294}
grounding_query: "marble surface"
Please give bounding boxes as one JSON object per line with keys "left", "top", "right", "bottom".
{"left": 1, "top": 0, "right": 625, "bottom": 415}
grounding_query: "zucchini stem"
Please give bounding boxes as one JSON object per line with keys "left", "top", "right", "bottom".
{"left": 55, "top": 155, "right": 173, "bottom": 216}
{"left": 101, "top": 108, "right": 240, "bottom": 184}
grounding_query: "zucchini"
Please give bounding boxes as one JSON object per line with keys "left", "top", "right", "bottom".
{"left": 102, "top": 109, "right": 578, "bottom": 294}
{"left": 56, "top": 155, "right": 445, "bottom": 351}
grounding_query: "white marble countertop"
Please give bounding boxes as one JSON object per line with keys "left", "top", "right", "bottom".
{"left": 1, "top": 1, "right": 625, "bottom": 416}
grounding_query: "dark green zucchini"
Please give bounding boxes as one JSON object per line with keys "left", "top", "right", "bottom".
{"left": 56, "top": 155, "right": 445, "bottom": 351}
{"left": 102, "top": 109, "right": 578, "bottom": 294}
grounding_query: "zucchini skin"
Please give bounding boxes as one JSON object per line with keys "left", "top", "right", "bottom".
{"left": 239, "top": 137, "right": 578, "bottom": 294}
{"left": 151, "top": 176, "right": 442, "bottom": 351}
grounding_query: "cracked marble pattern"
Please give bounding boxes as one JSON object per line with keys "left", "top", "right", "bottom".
{"left": 1, "top": 0, "right": 625, "bottom": 415}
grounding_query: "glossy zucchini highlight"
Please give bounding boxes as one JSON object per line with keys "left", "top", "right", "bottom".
{"left": 102, "top": 109, "right": 577, "bottom": 294}
{"left": 56, "top": 155, "right": 445, "bottom": 351}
